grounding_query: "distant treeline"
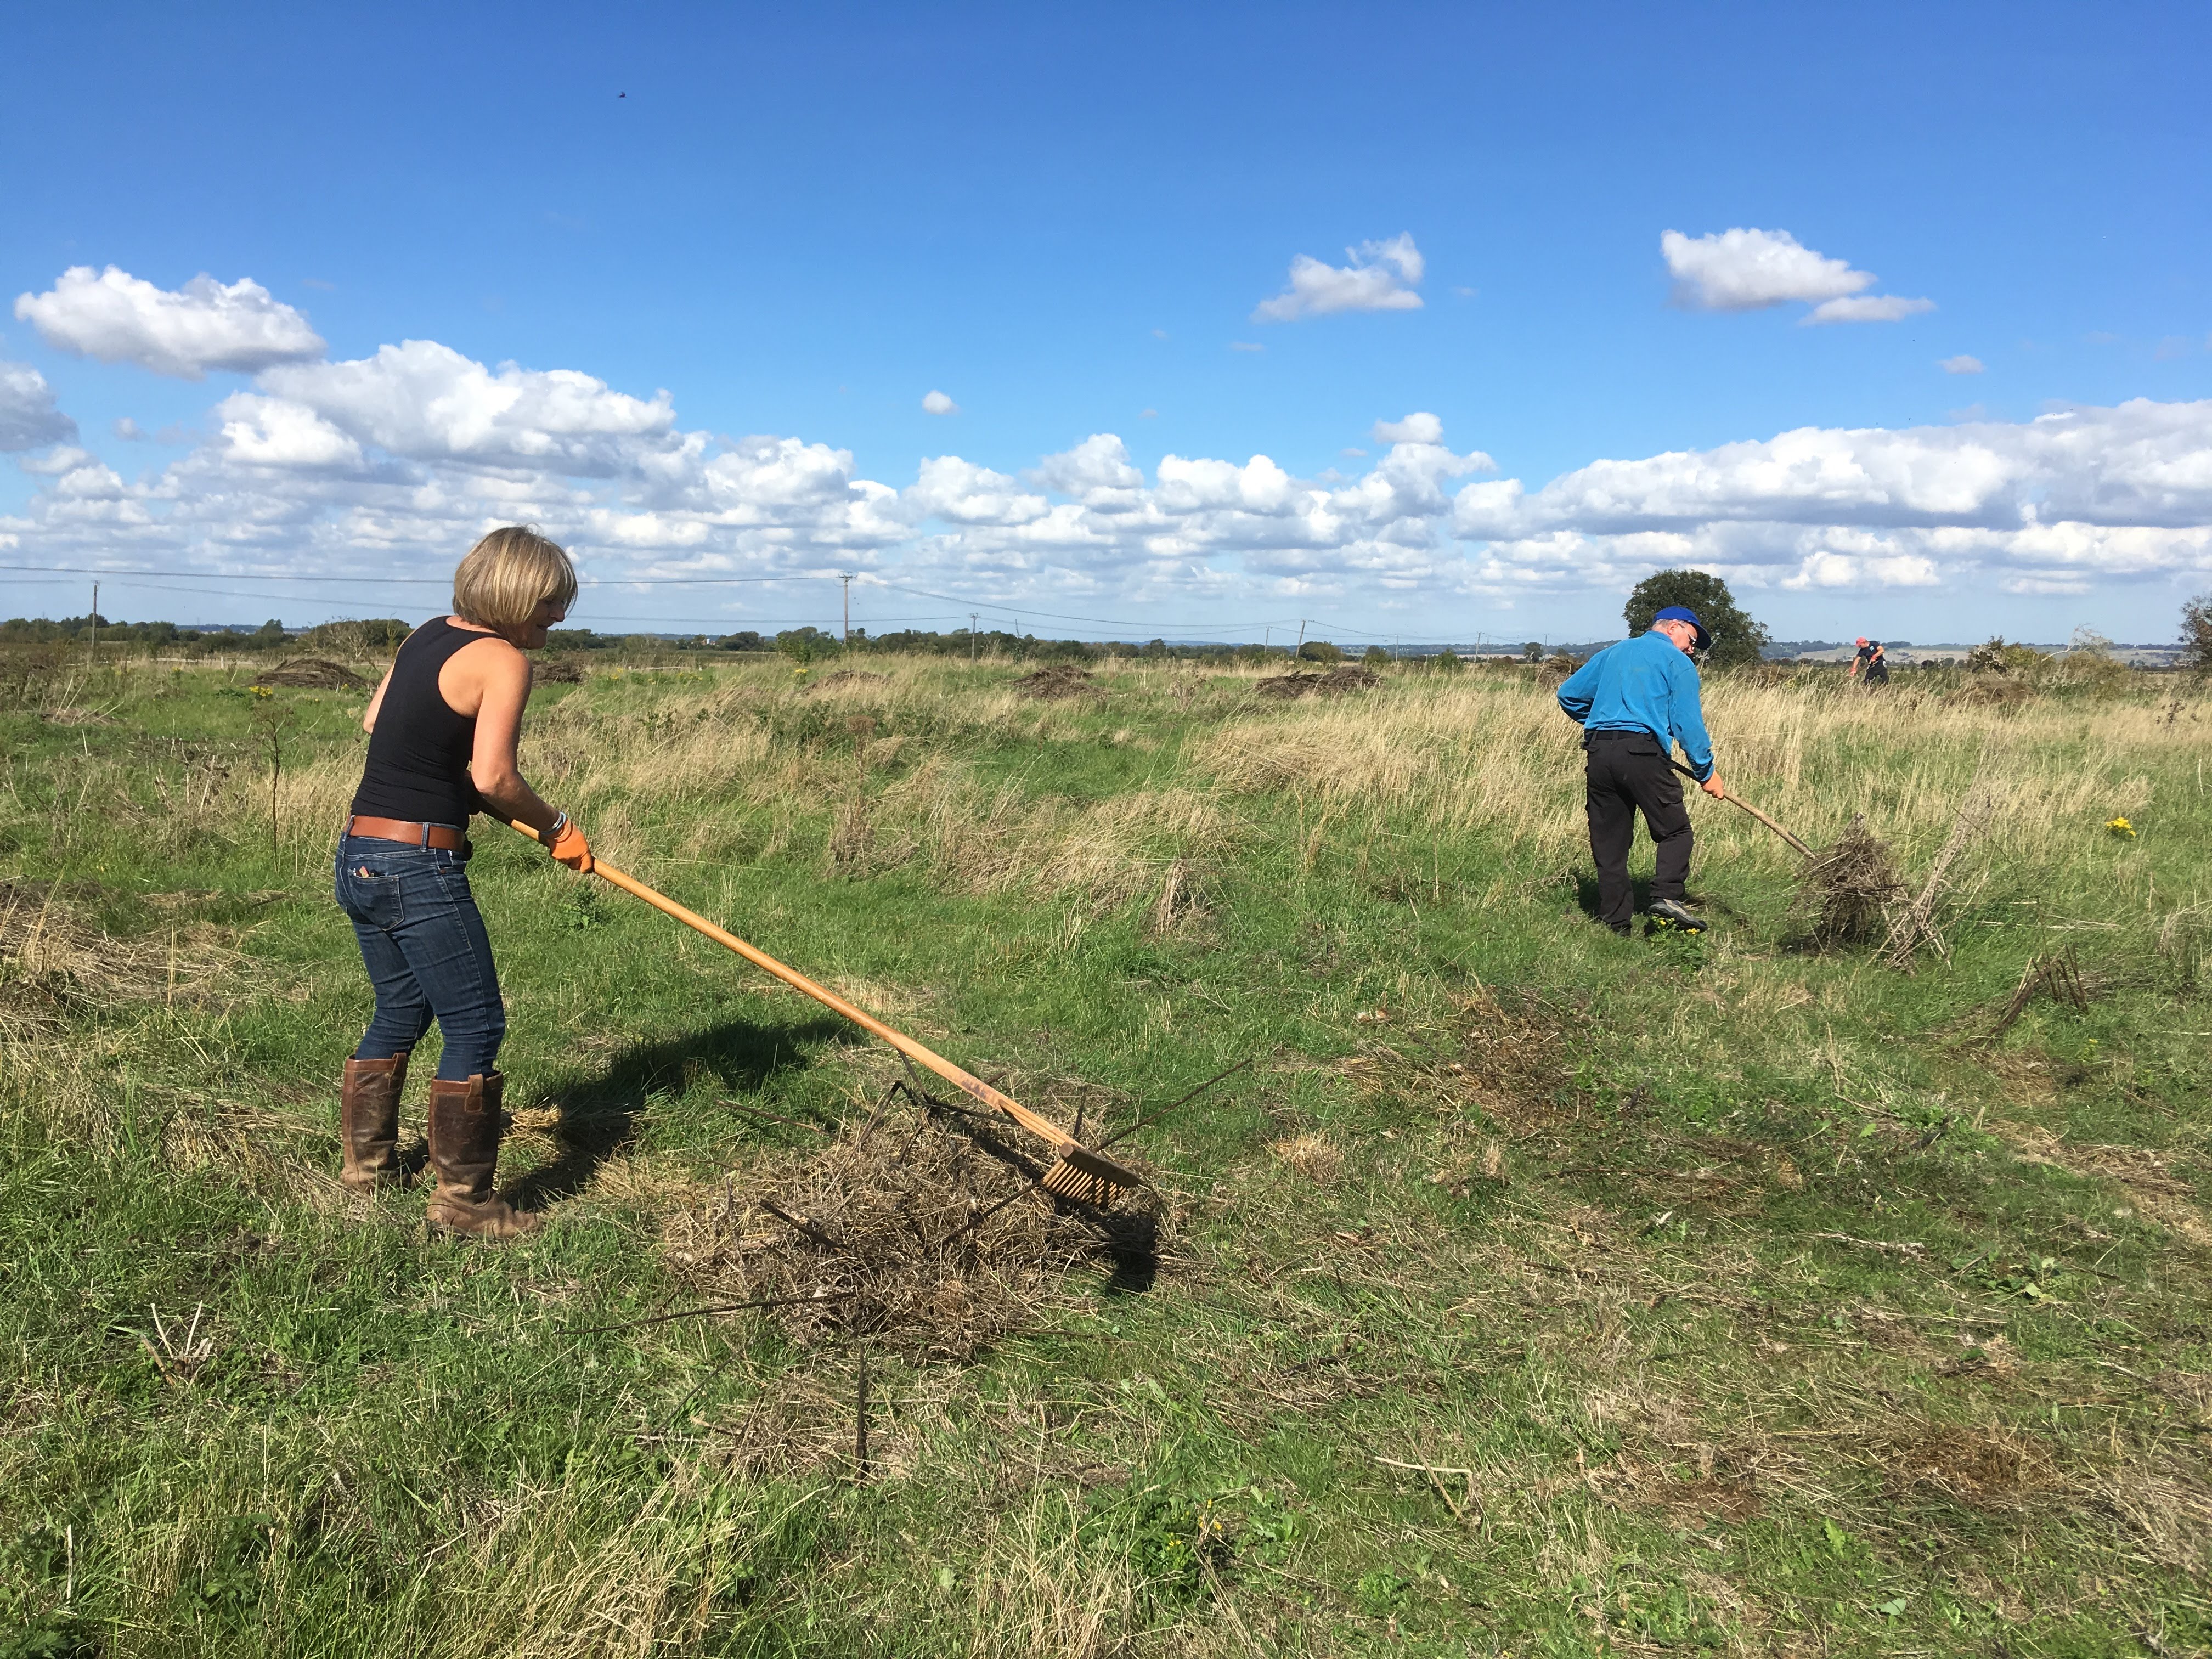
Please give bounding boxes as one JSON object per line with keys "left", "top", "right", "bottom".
{"left": 1, "top": 614, "right": 304, "bottom": 650}
{"left": 550, "top": 623, "right": 1401, "bottom": 667}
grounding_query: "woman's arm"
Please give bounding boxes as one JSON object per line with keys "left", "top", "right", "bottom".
{"left": 362, "top": 662, "right": 397, "bottom": 732}
{"left": 467, "top": 646, "right": 561, "bottom": 834}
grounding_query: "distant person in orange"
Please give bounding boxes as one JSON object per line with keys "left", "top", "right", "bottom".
{"left": 1848, "top": 637, "right": 1889, "bottom": 687}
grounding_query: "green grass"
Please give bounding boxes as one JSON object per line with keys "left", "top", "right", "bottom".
{"left": 2, "top": 651, "right": 2209, "bottom": 1656}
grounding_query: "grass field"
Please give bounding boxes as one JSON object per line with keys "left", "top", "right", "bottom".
{"left": 2, "top": 647, "right": 2209, "bottom": 1657}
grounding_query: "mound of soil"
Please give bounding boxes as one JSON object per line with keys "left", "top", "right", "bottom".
{"left": 804, "top": 669, "right": 890, "bottom": 691}
{"left": 662, "top": 1085, "right": 1163, "bottom": 1363}
{"left": 253, "top": 657, "right": 368, "bottom": 690}
{"left": 1012, "top": 664, "right": 1104, "bottom": 701}
{"left": 534, "top": 657, "right": 586, "bottom": 684}
{"left": 1255, "top": 665, "right": 1383, "bottom": 699}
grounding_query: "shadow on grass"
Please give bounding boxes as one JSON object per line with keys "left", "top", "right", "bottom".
{"left": 1572, "top": 868, "right": 1650, "bottom": 926}
{"left": 511, "top": 1014, "right": 853, "bottom": 1207}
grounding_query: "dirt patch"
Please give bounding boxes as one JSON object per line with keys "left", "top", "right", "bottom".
{"left": 535, "top": 657, "right": 586, "bottom": 684}
{"left": 1254, "top": 666, "right": 1383, "bottom": 699}
{"left": 804, "top": 669, "right": 890, "bottom": 691}
{"left": 252, "top": 657, "right": 369, "bottom": 690}
{"left": 1012, "top": 664, "right": 1103, "bottom": 701}
{"left": 662, "top": 1086, "right": 1166, "bottom": 1363}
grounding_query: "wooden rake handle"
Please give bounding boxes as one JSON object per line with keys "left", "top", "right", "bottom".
{"left": 505, "top": 820, "right": 1082, "bottom": 1153}
{"left": 1667, "top": 763, "right": 1817, "bottom": 860}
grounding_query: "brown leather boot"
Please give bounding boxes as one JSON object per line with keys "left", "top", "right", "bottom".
{"left": 426, "top": 1071, "right": 541, "bottom": 1239}
{"left": 340, "top": 1054, "right": 409, "bottom": 1191}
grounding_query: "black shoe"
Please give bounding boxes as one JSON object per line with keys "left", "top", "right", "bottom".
{"left": 1646, "top": 898, "right": 1708, "bottom": 932}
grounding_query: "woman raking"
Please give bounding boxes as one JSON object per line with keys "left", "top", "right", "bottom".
{"left": 333, "top": 527, "right": 592, "bottom": 1239}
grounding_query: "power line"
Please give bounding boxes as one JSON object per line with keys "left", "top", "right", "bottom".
{"left": 2, "top": 560, "right": 1472, "bottom": 642}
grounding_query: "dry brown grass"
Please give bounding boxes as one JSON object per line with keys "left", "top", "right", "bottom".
{"left": 662, "top": 1092, "right": 1166, "bottom": 1363}
{"left": 0, "top": 881, "right": 233, "bottom": 1037}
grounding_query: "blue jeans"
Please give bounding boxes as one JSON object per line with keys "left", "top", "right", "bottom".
{"left": 333, "top": 833, "right": 506, "bottom": 1081}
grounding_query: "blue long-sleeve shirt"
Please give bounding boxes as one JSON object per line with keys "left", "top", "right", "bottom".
{"left": 1554, "top": 630, "right": 1716, "bottom": 781}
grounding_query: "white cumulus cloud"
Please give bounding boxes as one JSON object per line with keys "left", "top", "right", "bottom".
{"left": 259, "top": 341, "right": 676, "bottom": 474}
{"left": 1660, "top": 228, "right": 1931, "bottom": 325}
{"left": 1451, "top": 400, "right": 2212, "bottom": 595}
{"left": 14, "top": 265, "right": 326, "bottom": 379}
{"left": 921, "top": 390, "right": 958, "bottom": 415}
{"left": 1939, "top": 355, "right": 1985, "bottom": 375}
{"left": 1807, "top": 294, "right": 1936, "bottom": 325}
{"left": 1373, "top": 411, "right": 1443, "bottom": 445}
{"left": 0, "top": 360, "right": 77, "bottom": 450}
{"left": 3, "top": 305, "right": 2203, "bottom": 628}
{"left": 1253, "top": 233, "right": 1425, "bottom": 323}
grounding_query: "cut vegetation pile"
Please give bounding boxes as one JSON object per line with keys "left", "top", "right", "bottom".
{"left": 251, "top": 657, "right": 368, "bottom": 690}
{"left": 1010, "top": 663, "right": 1102, "bottom": 701}
{"left": 1796, "top": 813, "right": 1909, "bottom": 946}
{"left": 662, "top": 1089, "right": 1164, "bottom": 1363}
{"left": 1254, "top": 665, "right": 1383, "bottom": 699}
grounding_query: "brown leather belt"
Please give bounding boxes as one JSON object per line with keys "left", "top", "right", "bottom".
{"left": 346, "top": 814, "right": 469, "bottom": 850}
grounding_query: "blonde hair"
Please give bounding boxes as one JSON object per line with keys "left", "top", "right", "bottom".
{"left": 451, "top": 526, "right": 578, "bottom": 629}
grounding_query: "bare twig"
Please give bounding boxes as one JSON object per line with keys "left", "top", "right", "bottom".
{"left": 759, "top": 1197, "right": 840, "bottom": 1248}
{"left": 1098, "top": 1056, "right": 1254, "bottom": 1150}
{"left": 719, "top": 1097, "right": 833, "bottom": 1136}
{"left": 565, "top": 1290, "right": 855, "bottom": 1336}
{"left": 1884, "top": 762, "right": 1998, "bottom": 972}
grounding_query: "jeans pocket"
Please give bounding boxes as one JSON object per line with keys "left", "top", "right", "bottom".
{"left": 336, "top": 849, "right": 406, "bottom": 929}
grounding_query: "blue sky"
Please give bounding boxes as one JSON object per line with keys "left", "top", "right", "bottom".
{"left": 3, "top": 1, "right": 2209, "bottom": 643}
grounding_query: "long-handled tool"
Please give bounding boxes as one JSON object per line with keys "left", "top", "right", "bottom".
{"left": 1668, "top": 761, "right": 1816, "bottom": 859}
{"left": 507, "top": 820, "right": 1141, "bottom": 1203}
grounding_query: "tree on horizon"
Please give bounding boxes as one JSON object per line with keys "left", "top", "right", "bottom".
{"left": 1624, "top": 569, "right": 1772, "bottom": 670}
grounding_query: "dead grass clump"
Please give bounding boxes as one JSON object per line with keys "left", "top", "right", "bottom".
{"left": 1951, "top": 675, "right": 2036, "bottom": 710}
{"left": 252, "top": 657, "right": 368, "bottom": 690}
{"left": 1270, "top": 1133, "right": 1343, "bottom": 1183}
{"left": 1879, "top": 1424, "right": 2058, "bottom": 1512}
{"left": 0, "top": 882, "right": 230, "bottom": 1036}
{"left": 1795, "top": 815, "right": 1907, "bottom": 946}
{"left": 662, "top": 1094, "right": 1164, "bottom": 1363}
{"left": 804, "top": 669, "right": 890, "bottom": 691}
{"left": 535, "top": 657, "right": 586, "bottom": 684}
{"left": 1992, "top": 1121, "right": 2212, "bottom": 1247}
{"left": 1011, "top": 663, "right": 1102, "bottom": 701}
{"left": 1254, "top": 665, "right": 1381, "bottom": 699}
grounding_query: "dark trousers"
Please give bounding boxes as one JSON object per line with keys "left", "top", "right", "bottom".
{"left": 1583, "top": 731, "right": 1693, "bottom": 932}
{"left": 333, "top": 834, "right": 506, "bottom": 1080}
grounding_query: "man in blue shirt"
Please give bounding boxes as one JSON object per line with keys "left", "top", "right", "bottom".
{"left": 1555, "top": 606, "right": 1728, "bottom": 934}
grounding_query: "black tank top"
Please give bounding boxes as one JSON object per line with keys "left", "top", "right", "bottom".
{"left": 349, "top": 617, "right": 488, "bottom": 826}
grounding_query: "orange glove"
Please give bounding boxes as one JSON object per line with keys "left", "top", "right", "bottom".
{"left": 548, "top": 819, "right": 594, "bottom": 873}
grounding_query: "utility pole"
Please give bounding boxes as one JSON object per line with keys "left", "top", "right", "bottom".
{"left": 89, "top": 582, "right": 98, "bottom": 663}
{"left": 839, "top": 572, "right": 853, "bottom": 645}
{"left": 970, "top": 613, "right": 979, "bottom": 666}
{"left": 1291, "top": 619, "right": 1307, "bottom": 662}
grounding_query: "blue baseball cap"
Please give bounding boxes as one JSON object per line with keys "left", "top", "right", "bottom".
{"left": 1652, "top": 606, "right": 1711, "bottom": 651}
